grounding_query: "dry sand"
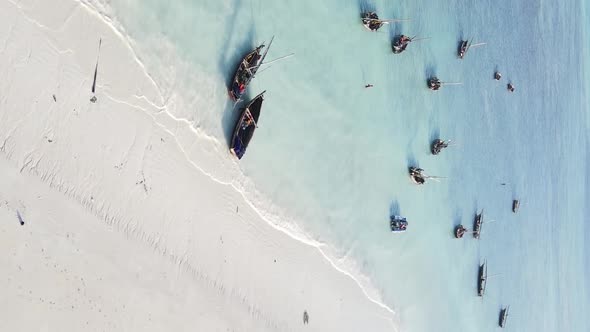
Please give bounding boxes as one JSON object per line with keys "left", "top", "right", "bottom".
{"left": 0, "top": 0, "right": 396, "bottom": 330}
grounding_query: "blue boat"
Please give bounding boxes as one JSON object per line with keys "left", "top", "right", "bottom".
{"left": 390, "top": 215, "right": 408, "bottom": 233}
{"left": 230, "top": 91, "right": 265, "bottom": 159}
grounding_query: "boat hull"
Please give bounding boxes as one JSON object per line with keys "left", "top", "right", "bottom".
{"left": 361, "top": 12, "right": 385, "bottom": 31}
{"left": 390, "top": 215, "right": 408, "bottom": 232}
{"left": 427, "top": 77, "right": 441, "bottom": 91}
{"left": 458, "top": 40, "right": 468, "bottom": 59}
{"left": 499, "top": 308, "right": 509, "bottom": 327}
{"left": 472, "top": 212, "right": 482, "bottom": 239}
{"left": 512, "top": 199, "right": 520, "bottom": 213}
{"left": 477, "top": 262, "right": 487, "bottom": 297}
{"left": 229, "top": 92, "right": 265, "bottom": 159}
{"left": 454, "top": 225, "right": 466, "bottom": 238}
{"left": 409, "top": 167, "right": 425, "bottom": 185}
{"left": 431, "top": 139, "right": 445, "bottom": 155}
{"left": 227, "top": 45, "right": 264, "bottom": 101}
{"left": 391, "top": 35, "right": 408, "bottom": 54}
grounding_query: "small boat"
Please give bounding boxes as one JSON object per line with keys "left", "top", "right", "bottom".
{"left": 499, "top": 306, "right": 510, "bottom": 328}
{"left": 361, "top": 12, "right": 387, "bottom": 32}
{"left": 473, "top": 210, "right": 483, "bottom": 239}
{"left": 392, "top": 35, "right": 411, "bottom": 54}
{"left": 455, "top": 225, "right": 467, "bottom": 238}
{"left": 228, "top": 38, "right": 273, "bottom": 101}
{"left": 409, "top": 166, "right": 445, "bottom": 185}
{"left": 458, "top": 40, "right": 470, "bottom": 59}
{"left": 390, "top": 215, "right": 408, "bottom": 233}
{"left": 229, "top": 91, "right": 265, "bottom": 159}
{"left": 409, "top": 167, "right": 426, "bottom": 185}
{"left": 494, "top": 71, "right": 502, "bottom": 80}
{"left": 478, "top": 260, "right": 487, "bottom": 297}
{"left": 512, "top": 199, "right": 520, "bottom": 213}
{"left": 507, "top": 83, "right": 515, "bottom": 92}
{"left": 431, "top": 139, "right": 450, "bottom": 155}
{"left": 458, "top": 39, "right": 485, "bottom": 59}
{"left": 427, "top": 76, "right": 442, "bottom": 91}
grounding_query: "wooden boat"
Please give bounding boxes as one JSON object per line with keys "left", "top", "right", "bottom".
{"left": 478, "top": 260, "right": 487, "bottom": 297}
{"left": 427, "top": 76, "right": 441, "bottom": 91}
{"left": 431, "top": 139, "right": 449, "bottom": 155}
{"left": 228, "top": 38, "right": 273, "bottom": 101}
{"left": 229, "top": 91, "right": 266, "bottom": 159}
{"left": 390, "top": 215, "right": 408, "bottom": 233}
{"left": 361, "top": 12, "right": 387, "bottom": 31}
{"left": 512, "top": 199, "right": 520, "bottom": 213}
{"left": 392, "top": 35, "right": 411, "bottom": 54}
{"left": 458, "top": 39, "right": 485, "bottom": 59}
{"left": 473, "top": 210, "right": 483, "bottom": 239}
{"left": 494, "top": 71, "right": 502, "bottom": 80}
{"left": 409, "top": 167, "right": 426, "bottom": 185}
{"left": 455, "top": 225, "right": 467, "bottom": 238}
{"left": 499, "top": 306, "right": 510, "bottom": 328}
{"left": 507, "top": 83, "right": 515, "bottom": 92}
{"left": 409, "top": 167, "right": 445, "bottom": 185}
{"left": 458, "top": 40, "right": 470, "bottom": 59}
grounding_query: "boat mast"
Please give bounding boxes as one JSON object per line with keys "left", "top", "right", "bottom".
{"left": 250, "top": 36, "right": 275, "bottom": 73}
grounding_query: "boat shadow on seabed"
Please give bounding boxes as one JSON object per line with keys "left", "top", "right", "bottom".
{"left": 218, "top": 1, "right": 256, "bottom": 145}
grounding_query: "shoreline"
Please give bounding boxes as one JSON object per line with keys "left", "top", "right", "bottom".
{"left": 79, "top": 0, "right": 395, "bottom": 315}
{"left": 0, "top": 0, "right": 397, "bottom": 330}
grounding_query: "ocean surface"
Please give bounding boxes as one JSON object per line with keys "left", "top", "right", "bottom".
{"left": 90, "top": 0, "right": 589, "bottom": 331}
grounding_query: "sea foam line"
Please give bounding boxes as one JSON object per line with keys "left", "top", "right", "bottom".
{"left": 75, "top": 0, "right": 397, "bottom": 320}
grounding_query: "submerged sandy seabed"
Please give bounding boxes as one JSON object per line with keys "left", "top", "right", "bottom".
{"left": 0, "top": 0, "right": 396, "bottom": 330}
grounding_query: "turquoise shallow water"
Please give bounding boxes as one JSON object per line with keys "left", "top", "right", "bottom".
{"left": 98, "top": 0, "right": 589, "bottom": 331}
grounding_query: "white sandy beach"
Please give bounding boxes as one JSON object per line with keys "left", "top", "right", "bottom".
{"left": 0, "top": 0, "right": 396, "bottom": 331}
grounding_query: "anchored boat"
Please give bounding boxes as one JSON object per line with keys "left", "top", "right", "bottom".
{"left": 390, "top": 215, "right": 408, "bottom": 233}
{"left": 409, "top": 166, "right": 445, "bottom": 185}
{"left": 455, "top": 225, "right": 468, "bottom": 238}
{"left": 428, "top": 76, "right": 462, "bottom": 91}
{"left": 478, "top": 260, "right": 487, "bottom": 297}
{"left": 409, "top": 167, "right": 426, "bottom": 185}
{"left": 230, "top": 91, "right": 266, "bottom": 159}
{"left": 392, "top": 35, "right": 411, "bottom": 54}
{"left": 458, "top": 39, "right": 485, "bottom": 59}
{"left": 512, "top": 199, "right": 520, "bottom": 213}
{"left": 228, "top": 38, "right": 273, "bottom": 101}
{"left": 431, "top": 139, "right": 450, "bottom": 155}
{"left": 361, "top": 12, "right": 386, "bottom": 31}
{"left": 473, "top": 210, "right": 484, "bottom": 239}
{"left": 427, "top": 76, "right": 442, "bottom": 91}
{"left": 499, "top": 306, "right": 510, "bottom": 328}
